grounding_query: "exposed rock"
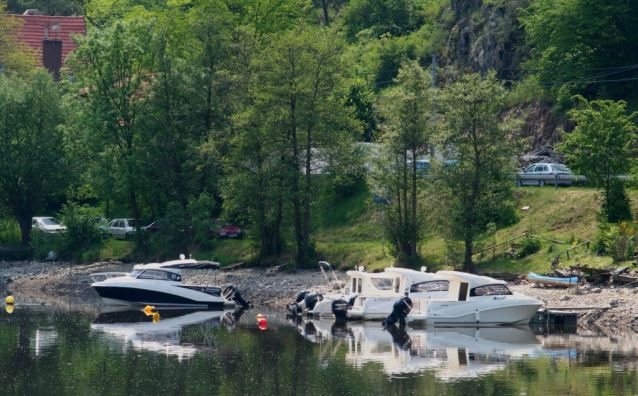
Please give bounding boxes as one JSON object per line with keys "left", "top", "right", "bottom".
{"left": 591, "top": 288, "right": 602, "bottom": 293}
{"left": 559, "top": 295, "right": 570, "bottom": 301}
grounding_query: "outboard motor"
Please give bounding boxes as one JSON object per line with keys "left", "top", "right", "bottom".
{"left": 331, "top": 299, "right": 349, "bottom": 321}
{"left": 382, "top": 296, "right": 413, "bottom": 328}
{"left": 304, "top": 292, "right": 323, "bottom": 312}
{"left": 223, "top": 284, "right": 251, "bottom": 309}
{"left": 286, "top": 291, "right": 309, "bottom": 315}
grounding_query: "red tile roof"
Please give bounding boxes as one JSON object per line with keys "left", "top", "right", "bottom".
{"left": 8, "top": 15, "right": 86, "bottom": 67}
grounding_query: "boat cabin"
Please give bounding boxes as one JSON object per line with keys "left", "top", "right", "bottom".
{"left": 384, "top": 268, "right": 449, "bottom": 295}
{"left": 436, "top": 271, "right": 513, "bottom": 302}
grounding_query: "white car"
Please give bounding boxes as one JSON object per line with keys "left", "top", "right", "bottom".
{"left": 518, "top": 163, "right": 572, "bottom": 186}
{"left": 32, "top": 217, "right": 67, "bottom": 233}
{"left": 108, "top": 218, "right": 143, "bottom": 240}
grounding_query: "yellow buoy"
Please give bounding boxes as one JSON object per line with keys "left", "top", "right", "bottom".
{"left": 152, "top": 312, "right": 160, "bottom": 323}
{"left": 256, "top": 313, "right": 263, "bottom": 320}
{"left": 5, "top": 296, "right": 14, "bottom": 304}
{"left": 143, "top": 305, "right": 155, "bottom": 315}
{"left": 5, "top": 304, "right": 14, "bottom": 314}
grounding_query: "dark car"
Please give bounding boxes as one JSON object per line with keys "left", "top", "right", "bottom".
{"left": 144, "top": 219, "right": 169, "bottom": 233}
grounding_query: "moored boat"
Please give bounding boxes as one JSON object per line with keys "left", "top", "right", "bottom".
{"left": 527, "top": 272, "right": 579, "bottom": 287}
{"left": 91, "top": 258, "right": 250, "bottom": 309}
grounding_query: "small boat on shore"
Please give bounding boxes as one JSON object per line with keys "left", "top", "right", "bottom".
{"left": 91, "top": 257, "right": 250, "bottom": 309}
{"left": 527, "top": 272, "right": 579, "bottom": 287}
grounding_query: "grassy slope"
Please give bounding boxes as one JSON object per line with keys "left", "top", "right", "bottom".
{"left": 96, "top": 186, "right": 638, "bottom": 274}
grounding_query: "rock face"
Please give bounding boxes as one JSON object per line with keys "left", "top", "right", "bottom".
{"left": 444, "top": 0, "right": 531, "bottom": 80}
{"left": 443, "top": 0, "right": 573, "bottom": 154}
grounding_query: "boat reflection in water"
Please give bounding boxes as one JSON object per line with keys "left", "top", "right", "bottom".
{"left": 91, "top": 307, "right": 245, "bottom": 361}
{"left": 294, "top": 318, "right": 543, "bottom": 381}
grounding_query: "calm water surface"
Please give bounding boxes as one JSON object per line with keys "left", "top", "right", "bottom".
{"left": 1, "top": 293, "right": 638, "bottom": 396}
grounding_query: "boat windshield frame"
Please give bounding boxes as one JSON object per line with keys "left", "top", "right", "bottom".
{"left": 469, "top": 283, "right": 513, "bottom": 297}
{"left": 136, "top": 269, "right": 182, "bottom": 282}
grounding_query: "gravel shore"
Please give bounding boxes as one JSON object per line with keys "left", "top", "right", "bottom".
{"left": 2, "top": 260, "right": 638, "bottom": 330}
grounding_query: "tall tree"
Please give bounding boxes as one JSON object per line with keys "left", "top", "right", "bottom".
{"left": 0, "top": 3, "right": 38, "bottom": 75}
{"left": 556, "top": 97, "right": 637, "bottom": 223}
{"left": 369, "top": 60, "right": 435, "bottom": 265}
{"left": 521, "top": 0, "right": 638, "bottom": 101}
{"left": 68, "top": 19, "right": 155, "bottom": 239}
{"left": 436, "top": 73, "right": 523, "bottom": 271}
{"left": 251, "top": 26, "right": 360, "bottom": 264}
{"left": 0, "top": 69, "right": 67, "bottom": 245}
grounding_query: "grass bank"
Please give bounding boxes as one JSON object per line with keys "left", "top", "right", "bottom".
{"left": 80, "top": 185, "right": 638, "bottom": 275}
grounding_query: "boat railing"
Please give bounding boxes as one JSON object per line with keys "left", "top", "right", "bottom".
{"left": 90, "top": 272, "right": 129, "bottom": 283}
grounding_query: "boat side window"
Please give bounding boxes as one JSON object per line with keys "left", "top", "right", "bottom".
{"left": 138, "top": 269, "right": 175, "bottom": 281}
{"left": 394, "top": 277, "right": 400, "bottom": 293}
{"left": 370, "top": 277, "right": 393, "bottom": 291}
{"left": 357, "top": 278, "right": 362, "bottom": 293}
{"left": 128, "top": 270, "right": 142, "bottom": 277}
{"left": 410, "top": 280, "right": 450, "bottom": 293}
{"left": 470, "top": 284, "right": 513, "bottom": 297}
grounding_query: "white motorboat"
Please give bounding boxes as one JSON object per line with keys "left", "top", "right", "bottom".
{"left": 405, "top": 271, "right": 544, "bottom": 326}
{"left": 91, "top": 258, "right": 249, "bottom": 309}
{"left": 336, "top": 267, "right": 450, "bottom": 320}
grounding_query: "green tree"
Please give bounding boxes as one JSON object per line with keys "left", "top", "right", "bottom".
{"left": 0, "top": 3, "right": 38, "bottom": 75}
{"left": 369, "top": 60, "right": 434, "bottom": 265}
{"left": 556, "top": 97, "right": 637, "bottom": 223}
{"left": 68, "top": 19, "right": 155, "bottom": 240}
{"left": 435, "top": 73, "right": 523, "bottom": 271}
{"left": 521, "top": 0, "right": 638, "bottom": 101}
{"left": 237, "top": 26, "right": 360, "bottom": 264}
{"left": 0, "top": 69, "right": 67, "bottom": 245}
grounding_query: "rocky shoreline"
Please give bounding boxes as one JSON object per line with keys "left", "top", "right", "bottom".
{"left": 2, "top": 260, "right": 638, "bottom": 331}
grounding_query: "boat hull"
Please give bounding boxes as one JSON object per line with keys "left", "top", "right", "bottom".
{"left": 92, "top": 285, "right": 227, "bottom": 309}
{"left": 408, "top": 298, "right": 544, "bottom": 326}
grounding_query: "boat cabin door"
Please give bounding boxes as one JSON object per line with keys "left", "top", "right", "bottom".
{"left": 458, "top": 282, "right": 469, "bottom": 301}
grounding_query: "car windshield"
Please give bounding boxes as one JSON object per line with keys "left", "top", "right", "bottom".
{"left": 41, "top": 218, "right": 61, "bottom": 226}
{"left": 370, "top": 277, "right": 394, "bottom": 291}
{"left": 551, "top": 164, "right": 568, "bottom": 171}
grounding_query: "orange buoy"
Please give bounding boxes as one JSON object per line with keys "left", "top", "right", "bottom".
{"left": 152, "top": 312, "right": 160, "bottom": 323}
{"left": 143, "top": 305, "right": 155, "bottom": 315}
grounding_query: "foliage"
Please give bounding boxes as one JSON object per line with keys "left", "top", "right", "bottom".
{"left": 0, "top": 69, "right": 67, "bottom": 245}
{"left": 5, "top": 0, "right": 81, "bottom": 15}
{"left": 434, "top": 72, "right": 524, "bottom": 271}
{"left": 518, "top": 236, "right": 541, "bottom": 257}
{"left": 556, "top": 96, "right": 637, "bottom": 223}
{"left": 597, "top": 221, "right": 638, "bottom": 262}
{"left": 520, "top": 0, "right": 638, "bottom": 101}
{"left": 368, "top": 60, "right": 435, "bottom": 266}
{"left": 57, "top": 203, "right": 105, "bottom": 262}
{"left": 0, "top": 3, "right": 38, "bottom": 75}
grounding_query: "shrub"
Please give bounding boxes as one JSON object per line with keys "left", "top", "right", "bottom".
{"left": 518, "top": 237, "right": 541, "bottom": 258}
{"left": 597, "top": 221, "right": 638, "bottom": 262}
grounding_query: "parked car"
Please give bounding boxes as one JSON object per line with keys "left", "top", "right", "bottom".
{"left": 208, "top": 219, "right": 244, "bottom": 239}
{"left": 518, "top": 163, "right": 572, "bottom": 186}
{"left": 32, "top": 217, "right": 66, "bottom": 234}
{"left": 108, "top": 218, "right": 144, "bottom": 240}
{"left": 143, "top": 219, "right": 169, "bottom": 233}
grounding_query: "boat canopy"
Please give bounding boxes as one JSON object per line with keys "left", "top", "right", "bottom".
{"left": 141, "top": 259, "right": 221, "bottom": 270}
{"left": 384, "top": 268, "right": 448, "bottom": 283}
{"left": 346, "top": 270, "right": 392, "bottom": 279}
{"left": 437, "top": 271, "right": 507, "bottom": 289}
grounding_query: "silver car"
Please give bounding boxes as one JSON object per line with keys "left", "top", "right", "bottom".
{"left": 108, "top": 218, "right": 143, "bottom": 240}
{"left": 518, "top": 163, "right": 572, "bottom": 186}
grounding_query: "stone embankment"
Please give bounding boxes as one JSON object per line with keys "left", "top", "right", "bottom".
{"left": 2, "top": 260, "right": 638, "bottom": 330}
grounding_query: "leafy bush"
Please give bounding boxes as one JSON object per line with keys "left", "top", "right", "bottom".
{"left": 518, "top": 237, "right": 541, "bottom": 257}
{"left": 597, "top": 221, "right": 638, "bottom": 262}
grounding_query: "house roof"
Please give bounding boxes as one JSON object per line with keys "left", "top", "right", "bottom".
{"left": 8, "top": 14, "right": 86, "bottom": 67}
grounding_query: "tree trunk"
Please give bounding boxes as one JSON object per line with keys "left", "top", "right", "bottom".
{"left": 321, "top": 0, "right": 329, "bottom": 26}
{"left": 272, "top": 198, "right": 283, "bottom": 256}
{"left": 463, "top": 238, "right": 474, "bottom": 272}
{"left": 410, "top": 148, "right": 418, "bottom": 258}
{"left": 17, "top": 215, "right": 32, "bottom": 246}
{"left": 130, "top": 191, "right": 141, "bottom": 242}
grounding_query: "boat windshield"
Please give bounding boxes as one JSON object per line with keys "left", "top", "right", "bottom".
{"left": 128, "top": 270, "right": 142, "bottom": 277}
{"left": 470, "top": 284, "right": 512, "bottom": 296}
{"left": 370, "top": 278, "right": 393, "bottom": 291}
{"left": 410, "top": 280, "right": 449, "bottom": 293}
{"left": 137, "top": 269, "right": 181, "bottom": 282}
